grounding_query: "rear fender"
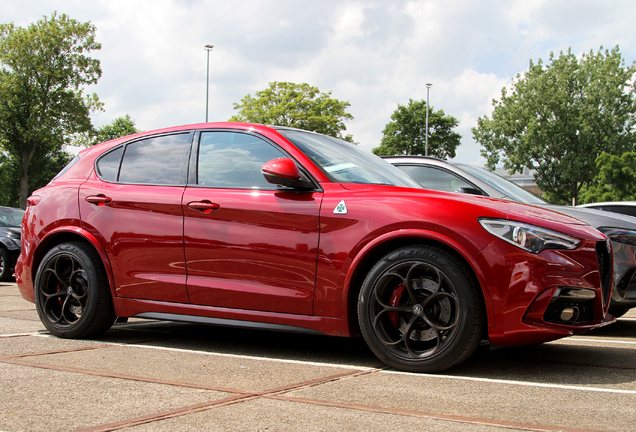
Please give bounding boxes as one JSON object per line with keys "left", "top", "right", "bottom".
{"left": 33, "top": 227, "right": 116, "bottom": 301}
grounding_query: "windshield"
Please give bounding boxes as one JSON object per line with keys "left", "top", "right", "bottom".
{"left": 456, "top": 164, "right": 548, "bottom": 205}
{"left": 0, "top": 207, "right": 25, "bottom": 227}
{"left": 278, "top": 129, "right": 421, "bottom": 188}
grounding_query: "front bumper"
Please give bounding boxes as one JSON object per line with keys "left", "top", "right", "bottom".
{"left": 609, "top": 240, "right": 636, "bottom": 311}
{"left": 475, "top": 237, "right": 613, "bottom": 346}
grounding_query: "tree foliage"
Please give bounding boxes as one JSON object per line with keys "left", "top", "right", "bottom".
{"left": 372, "top": 99, "right": 462, "bottom": 159}
{"left": 474, "top": 46, "right": 636, "bottom": 205}
{"left": 229, "top": 81, "right": 354, "bottom": 141}
{"left": 93, "top": 114, "right": 141, "bottom": 145}
{"left": 0, "top": 12, "right": 102, "bottom": 208}
{"left": 0, "top": 148, "right": 72, "bottom": 207}
{"left": 581, "top": 152, "right": 636, "bottom": 203}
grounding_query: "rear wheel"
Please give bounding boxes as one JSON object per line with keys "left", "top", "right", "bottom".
{"left": 358, "top": 245, "right": 484, "bottom": 373}
{"left": 34, "top": 242, "right": 116, "bottom": 338}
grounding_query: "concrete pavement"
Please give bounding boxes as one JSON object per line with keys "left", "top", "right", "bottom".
{"left": 1, "top": 279, "right": 635, "bottom": 432}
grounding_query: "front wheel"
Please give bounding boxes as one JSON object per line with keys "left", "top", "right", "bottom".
{"left": 34, "top": 242, "right": 116, "bottom": 338}
{"left": 358, "top": 245, "right": 484, "bottom": 373}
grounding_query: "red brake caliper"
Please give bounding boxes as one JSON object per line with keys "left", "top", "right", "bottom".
{"left": 388, "top": 283, "right": 405, "bottom": 328}
{"left": 57, "top": 283, "right": 65, "bottom": 305}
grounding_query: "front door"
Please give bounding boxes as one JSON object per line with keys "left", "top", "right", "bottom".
{"left": 183, "top": 130, "right": 322, "bottom": 315}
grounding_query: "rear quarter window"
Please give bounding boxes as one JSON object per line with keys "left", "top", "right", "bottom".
{"left": 96, "top": 133, "right": 192, "bottom": 185}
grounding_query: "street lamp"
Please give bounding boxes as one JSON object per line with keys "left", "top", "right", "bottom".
{"left": 204, "top": 45, "right": 214, "bottom": 122}
{"left": 425, "top": 83, "right": 432, "bottom": 157}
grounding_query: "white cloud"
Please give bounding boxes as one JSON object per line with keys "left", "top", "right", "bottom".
{"left": 2, "top": 0, "right": 636, "bottom": 163}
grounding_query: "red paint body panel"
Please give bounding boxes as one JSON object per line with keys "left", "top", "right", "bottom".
{"left": 16, "top": 122, "right": 613, "bottom": 348}
{"left": 79, "top": 176, "right": 190, "bottom": 303}
{"left": 182, "top": 187, "right": 322, "bottom": 314}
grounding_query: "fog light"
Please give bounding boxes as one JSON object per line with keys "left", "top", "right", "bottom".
{"left": 560, "top": 307, "right": 579, "bottom": 322}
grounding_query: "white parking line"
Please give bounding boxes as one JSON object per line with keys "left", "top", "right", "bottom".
{"left": 26, "top": 333, "right": 636, "bottom": 396}
{"left": 30, "top": 333, "right": 378, "bottom": 371}
{"left": 558, "top": 337, "right": 636, "bottom": 345}
{"left": 549, "top": 337, "right": 636, "bottom": 346}
{"left": 382, "top": 370, "right": 636, "bottom": 395}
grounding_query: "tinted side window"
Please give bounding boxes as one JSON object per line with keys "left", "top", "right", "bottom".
{"left": 118, "top": 133, "right": 191, "bottom": 185}
{"left": 605, "top": 206, "right": 636, "bottom": 217}
{"left": 53, "top": 156, "right": 80, "bottom": 180}
{"left": 96, "top": 147, "right": 124, "bottom": 182}
{"left": 396, "top": 165, "right": 476, "bottom": 193}
{"left": 197, "top": 131, "right": 286, "bottom": 189}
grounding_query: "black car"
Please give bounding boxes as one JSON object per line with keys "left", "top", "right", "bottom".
{"left": 0, "top": 206, "right": 24, "bottom": 281}
{"left": 385, "top": 156, "right": 636, "bottom": 317}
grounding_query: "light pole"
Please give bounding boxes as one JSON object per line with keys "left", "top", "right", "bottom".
{"left": 425, "top": 83, "right": 432, "bottom": 157}
{"left": 204, "top": 45, "right": 214, "bottom": 122}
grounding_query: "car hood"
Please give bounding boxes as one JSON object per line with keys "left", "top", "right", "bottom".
{"left": 537, "top": 204, "right": 636, "bottom": 230}
{"left": 342, "top": 183, "right": 592, "bottom": 230}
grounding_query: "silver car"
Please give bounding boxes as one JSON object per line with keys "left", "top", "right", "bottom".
{"left": 578, "top": 201, "right": 636, "bottom": 218}
{"left": 385, "top": 156, "right": 636, "bottom": 317}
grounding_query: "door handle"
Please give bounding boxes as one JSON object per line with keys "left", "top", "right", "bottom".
{"left": 187, "top": 201, "right": 220, "bottom": 214}
{"left": 85, "top": 195, "right": 112, "bottom": 206}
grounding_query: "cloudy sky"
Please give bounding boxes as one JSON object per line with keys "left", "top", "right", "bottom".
{"left": 3, "top": 0, "right": 636, "bottom": 164}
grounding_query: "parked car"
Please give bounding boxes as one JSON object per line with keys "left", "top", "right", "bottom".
{"left": 385, "top": 155, "right": 636, "bottom": 317}
{"left": 17, "top": 123, "right": 614, "bottom": 373}
{"left": 578, "top": 201, "right": 636, "bottom": 218}
{"left": 0, "top": 206, "right": 24, "bottom": 281}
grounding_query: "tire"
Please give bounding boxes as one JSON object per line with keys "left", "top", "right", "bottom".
{"left": 358, "top": 245, "right": 484, "bottom": 373}
{"left": 34, "top": 242, "right": 116, "bottom": 338}
{"left": 609, "top": 307, "right": 630, "bottom": 318}
{"left": 0, "top": 247, "right": 11, "bottom": 281}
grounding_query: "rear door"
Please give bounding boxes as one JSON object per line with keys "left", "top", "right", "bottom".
{"left": 79, "top": 132, "right": 193, "bottom": 303}
{"left": 182, "top": 130, "right": 322, "bottom": 315}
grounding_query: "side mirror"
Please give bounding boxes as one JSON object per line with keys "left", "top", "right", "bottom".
{"left": 455, "top": 187, "right": 486, "bottom": 196}
{"left": 261, "top": 158, "right": 315, "bottom": 190}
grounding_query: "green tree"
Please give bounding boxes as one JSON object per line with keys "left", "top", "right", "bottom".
{"left": 229, "top": 81, "right": 354, "bottom": 141}
{"left": 0, "top": 152, "right": 19, "bottom": 207}
{"left": 474, "top": 46, "right": 636, "bottom": 206}
{"left": 92, "top": 114, "right": 141, "bottom": 145}
{"left": 581, "top": 152, "right": 636, "bottom": 203}
{"left": 0, "top": 12, "right": 102, "bottom": 208}
{"left": 0, "top": 147, "right": 72, "bottom": 207}
{"left": 372, "top": 99, "right": 462, "bottom": 159}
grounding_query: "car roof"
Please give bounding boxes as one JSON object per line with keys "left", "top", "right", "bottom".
{"left": 578, "top": 201, "right": 636, "bottom": 207}
{"left": 381, "top": 156, "right": 507, "bottom": 199}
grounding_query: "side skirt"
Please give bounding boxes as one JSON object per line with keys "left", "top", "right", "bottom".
{"left": 112, "top": 297, "right": 351, "bottom": 337}
{"left": 134, "top": 312, "right": 325, "bottom": 335}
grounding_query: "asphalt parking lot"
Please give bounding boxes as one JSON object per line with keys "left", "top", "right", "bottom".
{"left": 1, "top": 279, "right": 635, "bottom": 432}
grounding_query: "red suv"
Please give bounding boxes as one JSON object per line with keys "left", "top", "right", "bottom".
{"left": 16, "top": 123, "right": 614, "bottom": 372}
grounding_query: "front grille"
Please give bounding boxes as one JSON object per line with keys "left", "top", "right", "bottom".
{"left": 596, "top": 240, "right": 612, "bottom": 308}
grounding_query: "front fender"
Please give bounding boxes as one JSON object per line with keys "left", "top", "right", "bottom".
{"left": 341, "top": 228, "right": 496, "bottom": 329}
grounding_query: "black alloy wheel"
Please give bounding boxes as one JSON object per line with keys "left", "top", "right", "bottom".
{"left": 34, "top": 242, "right": 116, "bottom": 338}
{"left": 358, "top": 245, "right": 484, "bottom": 373}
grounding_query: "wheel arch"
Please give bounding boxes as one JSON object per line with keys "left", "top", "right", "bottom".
{"left": 342, "top": 229, "right": 494, "bottom": 337}
{"left": 31, "top": 227, "right": 116, "bottom": 299}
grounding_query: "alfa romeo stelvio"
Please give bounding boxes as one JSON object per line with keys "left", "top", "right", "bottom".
{"left": 16, "top": 123, "right": 614, "bottom": 372}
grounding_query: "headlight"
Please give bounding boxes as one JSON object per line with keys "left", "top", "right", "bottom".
{"left": 598, "top": 227, "right": 636, "bottom": 246}
{"left": 479, "top": 218, "right": 581, "bottom": 254}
